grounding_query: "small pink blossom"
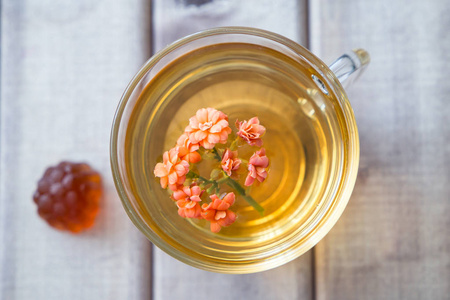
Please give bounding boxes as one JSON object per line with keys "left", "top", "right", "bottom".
{"left": 201, "top": 193, "right": 236, "bottom": 233}
{"left": 185, "top": 108, "right": 232, "bottom": 149}
{"left": 173, "top": 185, "right": 203, "bottom": 219}
{"left": 176, "top": 133, "right": 201, "bottom": 163}
{"left": 236, "top": 117, "right": 266, "bottom": 147}
{"left": 221, "top": 149, "right": 241, "bottom": 176}
{"left": 245, "top": 148, "right": 269, "bottom": 186}
{"left": 153, "top": 146, "right": 190, "bottom": 191}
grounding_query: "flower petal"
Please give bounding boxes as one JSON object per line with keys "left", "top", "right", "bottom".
{"left": 210, "top": 109, "right": 220, "bottom": 123}
{"left": 185, "top": 201, "right": 197, "bottom": 209}
{"left": 202, "top": 140, "right": 214, "bottom": 149}
{"left": 196, "top": 108, "right": 208, "bottom": 123}
{"left": 183, "top": 186, "right": 191, "bottom": 196}
{"left": 168, "top": 148, "right": 179, "bottom": 164}
{"left": 201, "top": 208, "right": 215, "bottom": 221}
{"left": 154, "top": 163, "right": 168, "bottom": 177}
{"left": 190, "top": 195, "right": 201, "bottom": 202}
{"left": 217, "top": 119, "right": 229, "bottom": 127}
{"left": 207, "top": 133, "right": 220, "bottom": 144}
{"left": 219, "top": 130, "right": 229, "bottom": 141}
{"left": 188, "top": 117, "right": 199, "bottom": 129}
{"left": 257, "top": 148, "right": 266, "bottom": 156}
{"left": 180, "top": 160, "right": 190, "bottom": 171}
{"left": 168, "top": 172, "right": 178, "bottom": 185}
{"left": 162, "top": 151, "right": 169, "bottom": 163}
{"left": 245, "top": 174, "right": 255, "bottom": 186}
{"left": 176, "top": 175, "right": 186, "bottom": 185}
{"left": 185, "top": 209, "right": 195, "bottom": 218}
{"left": 168, "top": 183, "right": 179, "bottom": 191}
{"left": 160, "top": 177, "right": 168, "bottom": 189}
{"left": 217, "top": 201, "right": 230, "bottom": 211}
{"left": 210, "top": 222, "right": 221, "bottom": 233}
{"left": 223, "top": 193, "right": 235, "bottom": 205}
{"left": 191, "top": 185, "right": 201, "bottom": 195}
{"left": 248, "top": 117, "right": 259, "bottom": 125}
{"left": 172, "top": 190, "right": 185, "bottom": 200}
{"left": 227, "top": 210, "right": 236, "bottom": 223}
{"left": 215, "top": 210, "right": 227, "bottom": 220}
{"left": 194, "top": 130, "right": 207, "bottom": 143}
{"left": 177, "top": 146, "right": 189, "bottom": 158}
{"left": 175, "top": 164, "right": 187, "bottom": 177}
{"left": 254, "top": 124, "right": 266, "bottom": 135}
{"left": 178, "top": 208, "right": 186, "bottom": 218}
{"left": 254, "top": 139, "right": 263, "bottom": 147}
{"left": 177, "top": 133, "right": 188, "bottom": 147}
{"left": 188, "top": 152, "right": 202, "bottom": 163}
{"left": 218, "top": 211, "right": 236, "bottom": 227}
{"left": 209, "top": 124, "right": 222, "bottom": 133}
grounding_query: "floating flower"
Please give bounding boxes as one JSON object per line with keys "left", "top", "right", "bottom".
{"left": 245, "top": 148, "right": 269, "bottom": 186}
{"left": 185, "top": 108, "right": 232, "bottom": 149}
{"left": 173, "top": 185, "right": 203, "bottom": 218}
{"left": 153, "top": 146, "right": 190, "bottom": 191}
{"left": 236, "top": 117, "right": 266, "bottom": 147}
{"left": 201, "top": 193, "right": 236, "bottom": 233}
{"left": 177, "top": 133, "right": 202, "bottom": 163}
{"left": 221, "top": 149, "right": 241, "bottom": 176}
{"left": 154, "top": 107, "right": 269, "bottom": 232}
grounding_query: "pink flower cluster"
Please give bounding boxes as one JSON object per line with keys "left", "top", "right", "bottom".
{"left": 245, "top": 148, "right": 269, "bottom": 186}
{"left": 235, "top": 117, "right": 269, "bottom": 186}
{"left": 153, "top": 107, "right": 269, "bottom": 233}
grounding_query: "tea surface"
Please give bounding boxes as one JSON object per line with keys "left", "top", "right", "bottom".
{"left": 125, "top": 43, "right": 341, "bottom": 245}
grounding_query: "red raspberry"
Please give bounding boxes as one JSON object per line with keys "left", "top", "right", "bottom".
{"left": 33, "top": 161, "right": 102, "bottom": 233}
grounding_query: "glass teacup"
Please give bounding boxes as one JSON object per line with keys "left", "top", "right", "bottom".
{"left": 110, "top": 27, "right": 369, "bottom": 273}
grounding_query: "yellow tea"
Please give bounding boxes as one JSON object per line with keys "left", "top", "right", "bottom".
{"left": 124, "top": 43, "right": 341, "bottom": 245}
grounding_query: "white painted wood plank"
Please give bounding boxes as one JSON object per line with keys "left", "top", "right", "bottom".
{"left": 152, "top": 1, "right": 313, "bottom": 299}
{"left": 153, "top": 0, "right": 307, "bottom": 52}
{"left": 155, "top": 253, "right": 313, "bottom": 300}
{"left": 0, "top": 1, "right": 152, "bottom": 299}
{"left": 310, "top": 0, "right": 450, "bottom": 299}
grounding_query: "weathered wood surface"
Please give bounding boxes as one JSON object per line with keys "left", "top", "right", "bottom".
{"left": 310, "top": 0, "right": 450, "bottom": 299}
{"left": 0, "top": 1, "right": 152, "bottom": 299}
{"left": 2, "top": 0, "right": 449, "bottom": 299}
{"left": 152, "top": 1, "right": 314, "bottom": 300}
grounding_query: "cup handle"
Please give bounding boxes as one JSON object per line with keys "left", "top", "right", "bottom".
{"left": 328, "top": 49, "right": 370, "bottom": 87}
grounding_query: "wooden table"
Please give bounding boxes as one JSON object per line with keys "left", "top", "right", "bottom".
{"left": 1, "top": 0, "right": 449, "bottom": 299}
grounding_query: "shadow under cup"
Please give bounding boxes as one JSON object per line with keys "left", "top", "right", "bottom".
{"left": 110, "top": 27, "right": 359, "bottom": 274}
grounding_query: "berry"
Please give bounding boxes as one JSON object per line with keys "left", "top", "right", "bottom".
{"left": 33, "top": 161, "right": 102, "bottom": 233}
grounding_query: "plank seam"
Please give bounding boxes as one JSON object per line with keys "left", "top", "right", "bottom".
{"left": 305, "top": 1, "right": 317, "bottom": 300}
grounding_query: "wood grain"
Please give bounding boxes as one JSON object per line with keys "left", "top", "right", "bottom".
{"left": 310, "top": 0, "right": 450, "bottom": 299}
{"left": 0, "top": 1, "right": 152, "bottom": 299}
{"left": 152, "top": 0, "right": 313, "bottom": 299}
{"left": 153, "top": 0, "right": 307, "bottom": 53}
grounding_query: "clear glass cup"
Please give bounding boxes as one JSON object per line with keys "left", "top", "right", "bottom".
{"left": 110, "top": 27, "right": 369, "bottom": 274}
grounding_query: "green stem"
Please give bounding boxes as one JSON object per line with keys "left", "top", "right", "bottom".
{"left": 225, "top": 177, "right": 264, "bottom": 216}
{"left": 211, "top": 147, "right": 222, "bottom": 161}
{"left": 229, "top": 136, "right": 240, "bottom": 151}
{"left": 187, "top": 170, "right": 213, "bottom": 184}
{"left": 191, "top": 150, "right": 265, "bottom": 215}
{"left": 217, "top": 177, "right": 228, "bottom": 184}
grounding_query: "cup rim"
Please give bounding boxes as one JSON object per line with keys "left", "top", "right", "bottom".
{"left": 110, "top": 26, "right": 359, "bottom": 273}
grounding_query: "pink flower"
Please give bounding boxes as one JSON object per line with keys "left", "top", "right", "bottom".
{"left": 236, "top": 117, "right": 266, "bottom": 147}
{"left": 221, "top": 149, "right": 241, "bottom": 176}
{"left": 201, "top": 193, "right": 236, "bottom": 233}
{"left": 245, "top": 148, "right": 269, "bottom": 186}
{"left": 185, "top": 108, "right": 232, "bottom": 149}
{"left": 153, "top": 146, "right": 190, "bottom": 191}
{"left": 177, "top": 133, "right": 202, "bottom": 163}
{"left": 173, "top": 185, "right": 203, "bottom": 219}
